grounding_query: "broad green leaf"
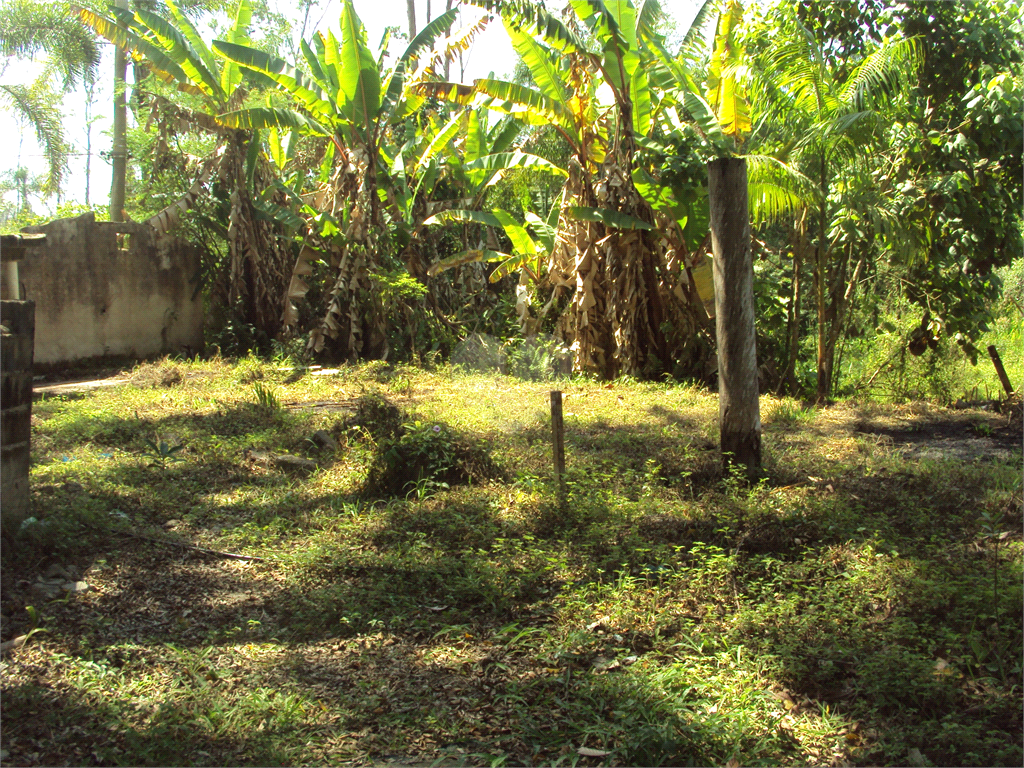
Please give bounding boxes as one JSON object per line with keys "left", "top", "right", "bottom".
{"left": 464, "top": 0, "right": 590, "bottom": 56}
{"left": 299, "top": 37, "right": 331, "bottom": 94}
{"left": 221, "top": 0, "right": 252, "bottom": 95}
{"left": 312, "top": 31, "right": 340, "bottom": 93}
{"left": 680, "top": 89, "right": 727, "bottom": 146}
{"left": 635, "top": 0, "right": 664, "bottom": 41}
{"left": 423, "top": 209, "right": 503, "bottom": 229}
{"left": 415, "top": 109, "right": 465, "bottom": 171}
{"left": 118, "top": 6, "right": 225, "bottom": 101}
{"left": 219, "top": 106, "right": 332, "bottom": 137}
{"left": 567, "top": 206, "right": 654, "bottom": 229}
{"left": 338, "top": 0, "right": 381, "bottom": 132}
{"left": 504, "top": 20, "right": 570, "bottom": 109}
{"left": 489, "top": 252, "right": 535, "bottom": 282}
{"left": 400, "top": 7, "right": 460, "bottom": 64}
{"left": 493, "top": 209, "right": 538, "bottom": 255}
{"left": 213, "top": 40, "right": 337, "bottom": 118}
{"left": 525, "top": 211, "right": 556, "bottom": 253}
{"left": 427, "top": 249, "right": 509, "bottom": 277}
{"left": 268, "top": 124, "right": 285, "bottom": 169}
{"left": 474, "top": 79, "right": 579, "bottom": 139}
{"left": 462, "top": 152, "right": 568, "bottom": 179}
{"left": 465, "top": 110, "right": 485, "bottom": 163}
{"left": 630, "top": 64, "right": 652, "bottom": 136}
{"left": 488, "top": 116, "right": 522, "bottom": 154}
{"left": 631, "top": 167, "right": 679, "bottom": 211}
{"left": 166, "top": 0, "right": 219, "bottom": 78}
{"left": 83, "top": 8, "right": 200, "bottom": 93}
{"left": 319, "top": 141, "right": 335, "bottom": 183}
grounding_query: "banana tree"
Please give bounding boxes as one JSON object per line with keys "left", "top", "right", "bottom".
{"left": 415, "top": 0, "right": 719, "bottom": 379}
{"left": 385, "top": 105, "right": 567, "bottom": 327}
{"left": 79, "top": 0, "right": 295, "bottom": 343}
{"left": 422, "top": 199, "right": 566, "bottom": 335}
{"left": 213, "top": 1, "right": 498, "bottom": 358}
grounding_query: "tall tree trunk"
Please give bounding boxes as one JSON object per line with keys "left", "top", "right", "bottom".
{"left": 814, "top": 158, "right": 830, "bottom": 403}
{"left": 109, "top": 0, "right": 129, "bottom": 222}
{"left": 406, "top": 0, "right": 417, "bottom": 39}
{"left": 708, "top": 157, "right": 761, "bottom": 478}
{"left": 821, "top": 247, "right": 866, "bottom": 398}
{"left": 84, "top": 79, "right": 94, "bottom": 207}
{"left": 782, "top": 217, "right": 803, "bottom": 396}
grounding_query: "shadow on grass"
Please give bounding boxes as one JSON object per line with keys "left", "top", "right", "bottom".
{"left": 7, "top": 396, "right": 1023, "bottom": 766}
{"left": 0, "top": 678, "right": 312, "bottom": 767}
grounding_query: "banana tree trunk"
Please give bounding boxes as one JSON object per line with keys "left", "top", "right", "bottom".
{"left": 708, "top": 157, "right": 761, "bottom": 478}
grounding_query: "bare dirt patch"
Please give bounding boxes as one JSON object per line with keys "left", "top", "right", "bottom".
{"left": 853, "top": 402, "right": 1021, "bottom": 463}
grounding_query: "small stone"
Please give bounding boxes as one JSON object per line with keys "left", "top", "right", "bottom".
{"left": 44, "top": 563, "right": 71, "bottom": 581}
{"left": 274, "top": 454, "right": 319, "bottom": 472}
{"left": 311, "top": 430, "right": 339, "bottom": 452}
{"left": 62, "top": 581, "right": 90, "bottom": 594}
{"left": 164, "top": 519, "right": 182, "bottom": 529}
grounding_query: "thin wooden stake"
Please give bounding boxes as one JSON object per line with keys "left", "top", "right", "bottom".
{"left": 550, "top": 390, "right": 566, "bottom": 504}
{"left": 988, "top": 345, "right": 1014, "bottom": 395}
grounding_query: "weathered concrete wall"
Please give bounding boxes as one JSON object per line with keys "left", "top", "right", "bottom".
{"left": 17, "top": 213, "right": 203, "bottom": 366}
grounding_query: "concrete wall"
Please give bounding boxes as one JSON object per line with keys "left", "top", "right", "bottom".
{"left": 17, "top": 213, "right": 204, "bottom": 366}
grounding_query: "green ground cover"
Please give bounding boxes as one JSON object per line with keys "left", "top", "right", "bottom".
{"left": 1, "top": 357, "right": 1021, "bottom": 767}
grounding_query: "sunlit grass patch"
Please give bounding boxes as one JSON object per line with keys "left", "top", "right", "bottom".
{"left": 4, "top": 358, "right": 1021, "bottom": 766}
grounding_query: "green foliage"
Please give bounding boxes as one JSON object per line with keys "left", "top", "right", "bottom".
{"left": 357, "top": 395, "right": 501, "bottom": 497}
{"left": 7, "top": 361, "right": 1023, "bottom": 766}
{"left": 250, "top": 382, "right": 281, "bottom": 413}
{"left": 141, "top": 436, "right": 185, "bottom": 469}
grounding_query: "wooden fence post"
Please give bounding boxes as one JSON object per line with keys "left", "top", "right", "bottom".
{"left": 550, "top": 390, "right": 566, "bottom": 504}
{"left": 988, "top": 345, "right": 1015, "bottom": 396}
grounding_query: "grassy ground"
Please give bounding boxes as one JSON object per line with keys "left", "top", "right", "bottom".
{"left": 1, "top": 357, "right": 1021, "bottom": 767}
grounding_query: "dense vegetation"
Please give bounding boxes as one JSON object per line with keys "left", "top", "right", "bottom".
{"left": 2, "top": 0, "right": 1020, "bottom": 401}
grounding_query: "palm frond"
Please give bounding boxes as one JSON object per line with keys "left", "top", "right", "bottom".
{"left": 1, "top": 0, "right": 99, "bottom": 88}
{"left": 0, "top": 80, "right": 67, "bottom": 194}
{"left": 744, "top": 154, "right": 820, "bottom": 224}
{"left": 837, "top": 36, "right": 923, "bottom": 111}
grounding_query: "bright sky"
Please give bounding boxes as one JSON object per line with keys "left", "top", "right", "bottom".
{"left": 0, "top": 0, "right": 707, "bottom": 214}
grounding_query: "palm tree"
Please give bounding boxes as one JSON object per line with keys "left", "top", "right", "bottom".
{"left": 80, "top": 0, "right": 298, "bottom": 341}
{"left": 753, "top": 14, "right": 922, "bottom": 401}
{"left": 0, "top": 0, "right": 101, "bottom": 196}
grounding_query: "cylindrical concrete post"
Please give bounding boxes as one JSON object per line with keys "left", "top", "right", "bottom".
{"left": 1, "top": 300, "right": 35, "bottom": 530}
